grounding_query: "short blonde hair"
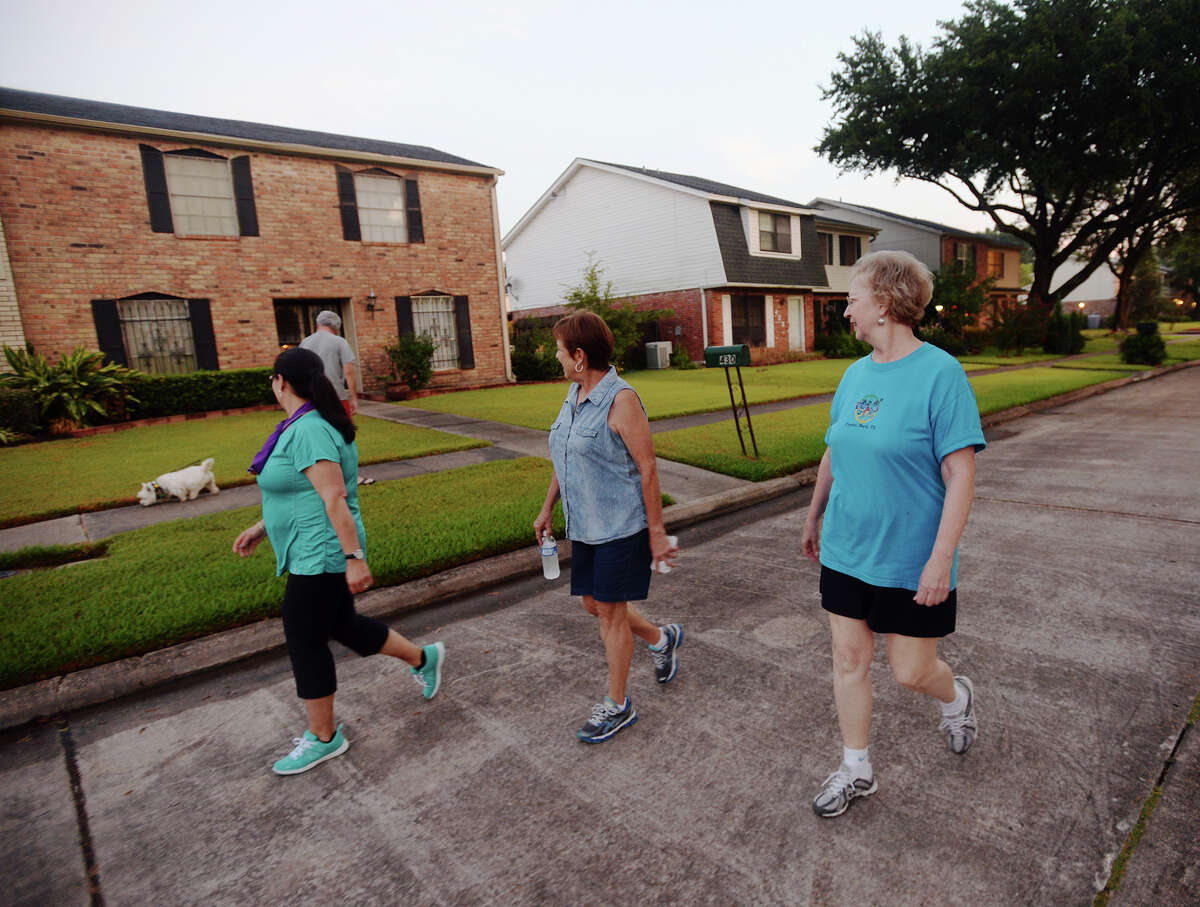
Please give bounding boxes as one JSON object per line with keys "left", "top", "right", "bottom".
{"left": 847, "top": 250, "right": 933, "bottom": 328}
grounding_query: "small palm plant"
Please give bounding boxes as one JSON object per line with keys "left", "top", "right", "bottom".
{"left": 2, "top": 345, "right": 139, "bottom": 433}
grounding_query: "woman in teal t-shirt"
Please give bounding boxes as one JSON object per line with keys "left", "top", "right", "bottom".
{"left": 233, "top": 348, "right": 445, "bottom": 776}
{"left": 801, "top": 251, "right": 986, "bottom": 819}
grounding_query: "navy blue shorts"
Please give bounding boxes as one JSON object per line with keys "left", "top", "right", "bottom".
{"left": 570, "top": 528, "right": 652, "bottom": 603}
{"left": 820, "top": 565, "right": 956, "bottom": 638}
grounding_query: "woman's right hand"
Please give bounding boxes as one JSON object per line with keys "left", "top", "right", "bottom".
{"left": 800, "top": 516, "right": 821, "bottom": 563}
{"left": 233, "top": 522, "right": 266, "bottom": 557}
{"left": 533, "top": 509, "right": 553, "bottom": 545}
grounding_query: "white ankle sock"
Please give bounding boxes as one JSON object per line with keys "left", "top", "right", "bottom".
{"left": 843, "top": 746, "right": 871, "bottom": 778}
{"left": 649, "top": 628, "right": 667, "bottom": 650}
{"left": 941, "top": 680, "right": 968, "bottom": 716}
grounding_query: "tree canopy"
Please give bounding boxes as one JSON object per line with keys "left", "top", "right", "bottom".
{"left": 818, "top": 0, "right": 1200, "bottom": 313}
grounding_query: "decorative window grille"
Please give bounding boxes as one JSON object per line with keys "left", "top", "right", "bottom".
{"left": 354, "top": 173, "right": 407, "bottom": 242}
{"left": 956, "top": 242, "right": 977, "bottom": 274}
{"left": 412, "top": 296, "right": 460, "bottom": 370}
{"left": 118, "top": 298, "right": 198, "bottom": 374}
{"left": 162, "top": 155, "right": 238, "bottom": 236}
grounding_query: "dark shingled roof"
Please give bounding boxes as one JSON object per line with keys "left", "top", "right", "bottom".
{"left": 812, "top": 199, "right": 1025, "bottom": 249}
{"left": 593, "top": 160, "right": 809, "bottom": 210}
{"left": 0, "top": 87, "right": 494, "bottom": 171}
{"left": 710, "top": 203, "right": 828, "bottom": 288}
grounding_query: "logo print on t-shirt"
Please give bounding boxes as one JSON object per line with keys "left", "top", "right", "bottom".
{"left": 854, "top": 394, "right": 882, "bottom": 424}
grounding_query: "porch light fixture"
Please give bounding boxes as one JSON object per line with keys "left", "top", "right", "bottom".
{"left": 934, "top": 304, "right": 944, "bottom": 313}
{"left": 366, "top": 289, "right": 377, "bottom": 316}
{"left": 1077, "top": 301, "right": 1086, "bottom": 309}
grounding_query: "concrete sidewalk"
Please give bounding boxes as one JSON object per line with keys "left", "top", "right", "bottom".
{"left": 2, "top": 369, "right": 1197, "bottom": 904}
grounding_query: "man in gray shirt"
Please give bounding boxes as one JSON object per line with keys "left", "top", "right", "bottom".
{"left": 300, "top": 310, "right": 358, "bottom": 415}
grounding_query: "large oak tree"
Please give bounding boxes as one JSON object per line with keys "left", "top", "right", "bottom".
{"left": 817, "top": 0, "right": 1200, "bottom": 313}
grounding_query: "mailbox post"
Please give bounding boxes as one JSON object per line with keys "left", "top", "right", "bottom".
{"left": 703, "top": 344, "right": 758, "bottom": 458}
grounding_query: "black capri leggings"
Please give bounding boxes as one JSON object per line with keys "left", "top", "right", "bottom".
{"left": 281, "top": 572, "right": 389, "bottom": 700}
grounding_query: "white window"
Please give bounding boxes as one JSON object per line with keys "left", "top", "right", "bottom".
{"left": 412, "top": 295, "right": 460, "bottom": 370}
{"left": 354, "top": 173, "right": 407, "bottom": 243}
{"left": 163, "top": 155, "right": 238, "bottom": 237}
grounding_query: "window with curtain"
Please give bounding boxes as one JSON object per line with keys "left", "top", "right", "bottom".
{"left": 987, "top": 249, "right": 1005, "bottom": 279}
{"left": 956, "top": 242, "right": 977, "bottom": 274}
{"left": 730, "top": 294, "right": 766, "bottom": 346}
{"left": 818, "top": 232, "right": 834, "bottom": 265}
{"left": 758, "top": 212, "right": 792, "bottom": 253}
{"left": 162, "top": 155, "right": 238, "bottom": 236}
{"left": 353, "top": 173, "right": 407, "bottom": 242}
{"left": 412, "top": 295, "right": 460, "bottom": 369}
{"left": 839, "top": 235, "right": 862, "bottom": 266}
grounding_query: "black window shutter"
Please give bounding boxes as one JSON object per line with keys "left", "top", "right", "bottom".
{"left": 453, "top": 296, "right": 474, "bottom": 369}
{"left": 336, "top": 167, "right": 361, "bottom": 241}
{"left": 231, "top": 156, "right": 259, "bottom": 237}
{"left": 91, "top": 300, "right": 127, "bottom": 365}
{"left": 395, "top": 297, "right": 413, "bottom": 335}
{"left": 188, "top": 299, "right": 219, "bottom": 370}
{"left": 139, "top": 144, "right": 174, "bottom": 233}
{"left": 405, "top": 178, "right": 424, "bottom": 243}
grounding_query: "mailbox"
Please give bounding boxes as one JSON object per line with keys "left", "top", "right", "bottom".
{"left": 703, "top": 344, "right": 751, "bottom": 368}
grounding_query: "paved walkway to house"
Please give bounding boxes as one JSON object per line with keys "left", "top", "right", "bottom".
{"left": 2, "top": 366, "right": 1197, "bottom": 904}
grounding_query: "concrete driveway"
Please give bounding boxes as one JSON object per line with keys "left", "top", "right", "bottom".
{"left": 3, "top": 368, "right": 1197, "bottom": 905}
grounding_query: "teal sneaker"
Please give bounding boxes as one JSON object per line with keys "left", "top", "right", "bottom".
{"left": 410, "top": 642, "right": 445, "bottom": 699}
{"left": 272, "top": 725, "right": 348, "bottom": 776}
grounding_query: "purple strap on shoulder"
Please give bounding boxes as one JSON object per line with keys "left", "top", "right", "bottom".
{"left": 247, "top": 402, "right": 314, "bottom": 474}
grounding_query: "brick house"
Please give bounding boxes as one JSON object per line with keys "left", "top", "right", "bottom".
{"left": 809, "top": 198, "right": 1026, "bottom": 324}
{"left": 501, "top": 159, "right": 877, "bottom": 364}
{"left": 0, "top": 87, "right": 512, "bottom": 390}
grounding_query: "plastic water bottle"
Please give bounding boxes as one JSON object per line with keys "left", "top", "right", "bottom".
{"left": 653, "top": 536, "right": 679, "bottom": 574}
{"left": 540, "top": 533, "right": 560, "bottom": 580}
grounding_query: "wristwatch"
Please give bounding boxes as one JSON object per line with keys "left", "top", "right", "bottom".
{"left": 344, "top": 548, "right": 365, "bottom": 561}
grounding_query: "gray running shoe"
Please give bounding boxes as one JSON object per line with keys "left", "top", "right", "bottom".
{"left": 812, "top": 764, "right": 877, "bottom": 818}
{"left": 939, "top": 675, "right": 977, "bottom": 755}
{"left": 651, "top": 623, "right": 684, "bottom": 684}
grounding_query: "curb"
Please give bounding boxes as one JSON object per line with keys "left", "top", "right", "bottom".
{"left": 0, "top": 360, "right": 1193, "bottom": 731}
{"left": 0, "top": 477, "right": 809, "bottom": 732}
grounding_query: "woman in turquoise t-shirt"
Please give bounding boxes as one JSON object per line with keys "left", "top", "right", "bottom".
{"left": 801, "top": 251, "right": 986, "bottom": 818}
{"left": 233, "top": 348, "right": 445, "bottom": 776}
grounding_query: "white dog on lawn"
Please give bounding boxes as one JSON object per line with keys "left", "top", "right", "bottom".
{"left": 137, "top": 458, "right": 220, "bottom": 506}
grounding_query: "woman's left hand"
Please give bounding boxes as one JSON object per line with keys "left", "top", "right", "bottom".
{"left": 650, "top": 528, "right": 679, "bottom": 573}
{"left": 914, "top": 552, "right": 953, "bottom": 606}
{"left": 346, "top": 558, "right": 373, "bottom": 594}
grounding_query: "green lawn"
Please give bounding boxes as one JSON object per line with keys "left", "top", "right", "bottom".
{"left": 1051, "top": 354, "right": 1154, "bottom": 371}
{"left": 0, "top": 412, "right": 486, "bottom": 526}
{"left": 1165, "top": 339, "right": 1200, "bottom": 361}
{"left": 402, "top": 358, "right": 993, "bottom": 431}
{"left": 0, "top": 457, "right": 563, "bottom": 690}
{"left": 652, "top": 367, "right": 1131, "bottom": 481}
{"left": 959, "top": 348, "right": 1064, "bottom": 366}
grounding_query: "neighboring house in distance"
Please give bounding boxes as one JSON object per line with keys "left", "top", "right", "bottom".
{"left": 1044, "top": 258, "right": 1118, "bottom": 317}
{"left": 809, "top": 198, "right": 1025, "bottom": 321}
{"left": 502, "top": 158, "right": 877, "bottom": 363}
{"left": 0, "top": 87, "right": 512, "bottom": 389}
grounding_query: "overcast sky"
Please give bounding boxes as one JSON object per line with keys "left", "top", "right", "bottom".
{"left": 0, "top": 0, "right": 994, "bottom": 236}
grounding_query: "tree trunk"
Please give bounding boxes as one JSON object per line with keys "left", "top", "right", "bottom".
{"left": 1113, "top": 272, "right": 1135, "bottom": 332}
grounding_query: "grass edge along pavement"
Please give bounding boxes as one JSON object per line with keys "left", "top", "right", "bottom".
{"left": 0, "top": 457, "right": 564, "bottom": 691}
{"left": 1093, "top": 690, "right": 1200, "bottom": 905}
{"left": 0, "top": 412, "right": 488, "bottom": 528}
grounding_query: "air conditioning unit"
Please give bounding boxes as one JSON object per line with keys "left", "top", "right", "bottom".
{"left": 646, "top": 341, "right": 673, "bottom": 369}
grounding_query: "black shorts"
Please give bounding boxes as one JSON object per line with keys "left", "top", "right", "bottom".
{"left": 570, "top": 528, "right": 652, "bottom": 603}
{"left": 820, "top": 565, "right": 956, "bottom": 638}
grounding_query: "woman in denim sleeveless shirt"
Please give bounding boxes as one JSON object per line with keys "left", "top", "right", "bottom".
{"left": 533, "top": 312, "right": 683, "bottom": 743}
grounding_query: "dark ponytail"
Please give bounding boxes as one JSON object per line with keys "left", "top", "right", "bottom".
{"left": 272, "top": 347, "right": 356, "bottom": 443}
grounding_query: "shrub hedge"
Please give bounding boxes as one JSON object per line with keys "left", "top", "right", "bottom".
{"left": 126, "top": 367, "right": 274, "bottom": 419}
{"left": 0, "top": 387, "right": 41, "bottom": 433}
{"left": 1119, "top": 333, "right": 1167, "bottom": 365}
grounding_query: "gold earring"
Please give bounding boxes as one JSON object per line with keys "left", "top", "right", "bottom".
{"left": 574, "top": 361, "right": 584, "bottom": 373}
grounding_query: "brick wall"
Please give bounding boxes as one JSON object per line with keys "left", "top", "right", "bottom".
{"left": 0, "top": 121, "right": 509, "bottom": 390}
